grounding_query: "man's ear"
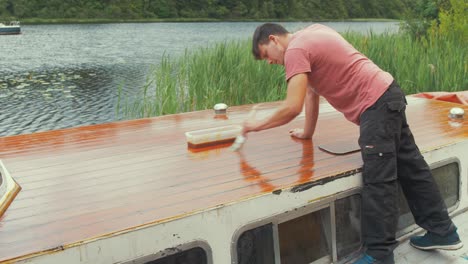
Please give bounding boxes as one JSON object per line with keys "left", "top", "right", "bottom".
{"left": 268, "top": 35, "right": 278, "bottom": 44}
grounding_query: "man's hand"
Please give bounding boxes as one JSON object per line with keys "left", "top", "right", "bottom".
{"left": 241, "top": 105, "right": 260, "bottom": 136}
{"left": 289, "top": 128, "right": 312, "bottom": 139}
{"left": 242, "top": 119, "right": 256, "bottom": 136}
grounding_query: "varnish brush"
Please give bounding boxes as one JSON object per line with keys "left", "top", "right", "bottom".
{"left": 230, "top": 105, "right": 259, "bottom": 152}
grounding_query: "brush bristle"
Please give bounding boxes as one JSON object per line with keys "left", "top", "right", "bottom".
{"left": 230, "top": 135, "right": 246, "bottom": 151}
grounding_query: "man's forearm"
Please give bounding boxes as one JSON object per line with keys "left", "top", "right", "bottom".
{"left": 243, "top": 73, "right": 308, "bottom": 136}
{"left": 251, "top": 103, "right": 301, "bottom": 132}
{"left": 303, "top": 88, "right": 320, "bottom": 138}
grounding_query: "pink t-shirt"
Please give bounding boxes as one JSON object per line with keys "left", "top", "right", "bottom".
{"left": 285, "top": 24, "right": 394, "bottom": 124}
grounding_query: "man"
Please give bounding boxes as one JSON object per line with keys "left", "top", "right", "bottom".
{"left": 243, "top": 23, "right": 462, "bottom": 264}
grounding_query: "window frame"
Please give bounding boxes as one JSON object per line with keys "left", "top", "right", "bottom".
{"left": 232, "top": 158, "right": 462, "bottom": 264}
{"left": 231, "top": 188, "right": 361, "bottom": 264}
{"left": 124, "top": 240, "right": 213, "bottom": 264}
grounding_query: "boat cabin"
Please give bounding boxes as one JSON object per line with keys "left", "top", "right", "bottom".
{"left": 0, "top": 96, "right": 466, "bottom": 263}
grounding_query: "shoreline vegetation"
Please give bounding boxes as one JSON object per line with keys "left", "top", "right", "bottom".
{"left": 19, "top": 18, "right": 400, "bottom": 25}
{"left": 0, "top": 0, "right": 409, "bottom": 23}
{"left": 117, "top": 30, "right": 467, "bottom": 119}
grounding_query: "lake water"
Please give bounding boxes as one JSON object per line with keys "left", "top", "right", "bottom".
{"left": 0, "top": 21, "right": 399, "bottom": 136}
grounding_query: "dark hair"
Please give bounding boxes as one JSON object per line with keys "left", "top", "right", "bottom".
{"left": 252, "top": 23, "right": 289, "bottom": 60}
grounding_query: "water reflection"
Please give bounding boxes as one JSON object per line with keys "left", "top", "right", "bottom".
{"left": 236, "top": 137, "right": 317, "bottom": 191}
{"left": 290, "top": 137, "right": 316, "bottom": 184}
{"left": 187, "top": 146, "right": 229, "bottom": 161}
{"left": 0, "top": 66, "right": 145, "bottom": 136}
{"left": 237, "top": 152, "right": 275, "bottom": 192}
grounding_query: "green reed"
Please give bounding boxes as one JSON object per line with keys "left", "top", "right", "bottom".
{"left": 119, "top": 40, "right": 286, "bottom": 119}
{"left": 118, "top": 32, "right": 466, "bottom": 119}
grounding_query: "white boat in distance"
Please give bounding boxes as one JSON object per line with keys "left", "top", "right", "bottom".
{"left": 0, "top": 21, "right": 21, "bottom": 35}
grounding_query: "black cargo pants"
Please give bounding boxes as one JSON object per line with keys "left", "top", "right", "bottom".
{"left": 358, "top": 81, "right": 456, "bottom": 260}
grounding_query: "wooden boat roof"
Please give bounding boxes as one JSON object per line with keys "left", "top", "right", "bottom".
{"left": 0, "top": 97, "right": 467, "bottom": 262}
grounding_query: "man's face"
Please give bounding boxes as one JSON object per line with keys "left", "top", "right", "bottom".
{"left": 258, "top": 35, "right": 285, "bottom": 65}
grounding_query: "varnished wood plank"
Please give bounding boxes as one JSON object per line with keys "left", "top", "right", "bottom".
{"left": 0, "top": 97, "right": 467, "bottom": 262}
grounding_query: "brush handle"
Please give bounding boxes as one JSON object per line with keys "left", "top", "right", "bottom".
{"left": 230, "top": 106, "right": 258, "bottom": 151}
{"left": 247, "top": 105, "right": 259, "bottom": 119}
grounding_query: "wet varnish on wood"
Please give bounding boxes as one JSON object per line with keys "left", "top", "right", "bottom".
{"left": 0, "top": 98, "right": 467, "bottom": 262}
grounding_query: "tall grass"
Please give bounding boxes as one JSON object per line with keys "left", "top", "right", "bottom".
{"left": 118, "top": 32, "right": 467, "bottom": 119}
{"left": 119, "top": 40, "right": 286, "bottom": 119}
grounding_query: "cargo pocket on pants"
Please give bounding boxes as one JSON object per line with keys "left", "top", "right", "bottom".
{"left": 386, "top": 101, "right": 406, "bottom": 112}
{"left": 362, "top": 142, "right": 397, "bottom": 184}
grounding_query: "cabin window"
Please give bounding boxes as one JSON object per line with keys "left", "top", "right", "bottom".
{"left": 145, "top": 247, "right": 207, "bottom": 264}
{"left": 433, "top": 162, "right": 459, "bottom": 207}
{"left": 237, "top": 223, "right": 275, "bottom": 264}
{"left": 335, "top": 194, "right": 361, "bottom": 260}
{"left": 398, "top": 162, "right": 460, "bottom": 231}
{"left": 278, "top": 207, "right": 331, "bottom": 264}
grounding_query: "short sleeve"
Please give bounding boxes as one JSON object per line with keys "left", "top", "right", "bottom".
{"left": 284, "top": 48, "right": 311, "bottom": 81}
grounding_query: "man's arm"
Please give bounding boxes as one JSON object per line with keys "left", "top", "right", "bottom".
{"left": 289, "top": 85, "right": 320, "bottom": 139}
{"left": 242, "top": 73, "right": 308, "bottom": 135}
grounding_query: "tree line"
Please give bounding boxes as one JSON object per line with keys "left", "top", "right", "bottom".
{"left": 0, "top": 0, "right": 412, "bottom": 20}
